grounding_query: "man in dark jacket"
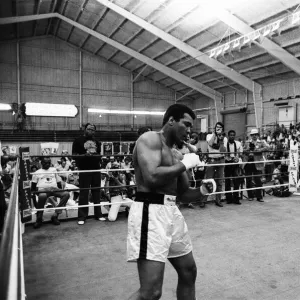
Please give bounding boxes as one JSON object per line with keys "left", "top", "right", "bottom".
{"left": 72, "top": 123, "right": 103, "bottom": 225}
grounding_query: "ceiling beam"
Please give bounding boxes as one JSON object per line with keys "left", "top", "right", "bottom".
{"left": 66, "top": 0, "right": 89, "bottom": 42}
{"left": 96, "top": 0, "right": 144, "bottom": 59}
{"left": 213, "top": 8, "right": 300, "bottom": 76}
{"left": 131, "top": 20, "right": 219, "bottom": 74}
{"left": 119, "top": 2, "right": 201, "bottom": 68}
{"left": 57, "top": 13, "right": 222, "bottom": 100}
{"left": 107, "top": 0, "right": 172, "bottom": 64}
{"left": 96, "top": 0, "right": 260, "bottom": 92}
{"left": 81, "top": 7, "right": 109, "bottom": 49}
{"left": 33, "top": 0, "right": 42, "bottom": 36}
{"left": 54, "top": 0, "right": 69, "bottom": 36}
{"left": 0, "top": 13, "right": 204, "bottom": 101}
{"left": 0, "top": 13, "right": 57, "bottom": 25}
{"left": 46, "top": 0, "right": 58, "bottom": 35}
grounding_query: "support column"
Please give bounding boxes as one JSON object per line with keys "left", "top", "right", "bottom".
{"left": 17, "top": 41, "right": 20, "bottom": 105}
{"left": 79, "top": 51, "right": 82, "bottom": 129}
{"left": 131, "top": 73, "right": 134, "bottom": 130}
{"left": 214, "top": 95, "right": 223, "bottom": 123}
{"left": 252, "top": 83, "right": 263, "bottom": 129}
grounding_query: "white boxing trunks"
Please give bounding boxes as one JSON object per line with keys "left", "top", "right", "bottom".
{"left": 127, "top": 192, "right": 193, "bottom": 263}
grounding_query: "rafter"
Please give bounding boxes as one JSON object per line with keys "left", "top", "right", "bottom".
{"left": 33, "top": 0, "right": 42, "bottom": 36}
{"left": 54, "top": 0, "right": 69, "bottom": 36}
{"left": 66, "top": 0, "right": 89, "bottom": 42}
{"left": 107, "top": 0, "right": 172, "bottom": 65}
{"left": 119, "top": 2, "right": 201, "bottom": 67}
{"left": 96, "top": 0, "right": 260, "bottom": 92}
{"left": 212, "top": 8, "right": 300, "bottom": 76}
{"left": 0, "top": 13, "right": 57, "bottom": 25}
{"left": 95, "top": 0, "right": 143, "bottom": 58}
{"left": 46, "top": 0, "right": 58, "bottom": 35}
{"left": 57, "top": 14, "right": 222, "bottom": 100}
{"left": 80, "top": 7, "right": 109, "bottom": 49}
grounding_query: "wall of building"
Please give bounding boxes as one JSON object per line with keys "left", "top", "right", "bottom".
{"left": 193, "top": 77, "right": 300, "bottom": 138}
{"left": 0, "top": 36, "right": 175, "bottom": 131}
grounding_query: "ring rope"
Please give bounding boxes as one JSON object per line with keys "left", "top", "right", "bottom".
{"left": 30, "top": 158, "right": 291, "bottom": 175}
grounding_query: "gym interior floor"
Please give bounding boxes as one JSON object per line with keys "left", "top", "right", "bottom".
{"left": 23, "top": 195, "right": 300, "bottom": 300}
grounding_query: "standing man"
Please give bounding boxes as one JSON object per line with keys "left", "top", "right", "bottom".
{"left": 224, "top": 130, "right": 243, "bottom": 204}
{"left": 72, "top": 123, "right": 103, "bottom": 225}
{"left": 206, "top": 122, "right": 227, "bottom": 207}
{"left": 127, "top": 104, "right": 216, "bottom": 300}
{"left": 244, "top": 128, "right": 269, "bottom": 202}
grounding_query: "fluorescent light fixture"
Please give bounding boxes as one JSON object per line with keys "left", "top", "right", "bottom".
{"left": 88, "top": 108, "right": 164, "bottom": 116}
{"left": 26, "top": 103, "right": 78, "bottom": 117}
{"left": 0, "top": 104, "right": 12, "bottom": 111}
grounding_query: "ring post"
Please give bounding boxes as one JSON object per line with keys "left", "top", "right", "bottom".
{"left": 289, "top": 141, "right": 298, "bottom": 193}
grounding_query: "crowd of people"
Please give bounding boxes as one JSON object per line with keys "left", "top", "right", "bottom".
{"left": 0, "top": 119, "right": 297, "bottom": 232}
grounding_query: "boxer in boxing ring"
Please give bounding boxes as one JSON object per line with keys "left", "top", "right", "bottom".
{"left": 127, "top": 104, "right": 216, "bottom": 300}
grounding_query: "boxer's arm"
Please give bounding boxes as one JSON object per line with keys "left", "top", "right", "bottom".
{"left": 137, "top": 133, "right": 186, "bottom": 187}
{"left": 177, "top": 173, "right": 205, "bottom": 204}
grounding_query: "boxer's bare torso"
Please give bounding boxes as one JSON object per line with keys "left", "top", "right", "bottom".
{"left": 133, "top": 131, "right": 189, "bottom": 196}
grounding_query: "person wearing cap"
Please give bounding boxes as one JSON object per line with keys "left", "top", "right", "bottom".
{"left": 72, "top": 123, "right": 104, "bottom": 225}
{"left": 244, "top": 128, "right": 269, "bottom": 202}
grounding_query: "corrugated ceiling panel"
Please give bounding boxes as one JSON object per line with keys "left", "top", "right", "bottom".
{"left": 152, "top": 1, "right": 196, "bottom": 31}
{"left": 133, "top": 1, "right": 163, "bottom": 20}
{"left": 139, "top": 39, "right": 174, "bottom": 60}
{"left": 186, "top": 22, "right": 229, "bottom": 50}
{"left": 182, "top": 64, "right": 215, "bottom": 78}
{"left": 68, "top": 27, "right": 87, "bottom": 45}
{"left": 273, "top": 27, "right": 300, "bottom": 46}
{"left": 122, "top": 57, "right": 143, "bottom": 69}
{"left": 57, "top": 21, "right": 73, "bottom": 39}
{"left": 97, "top": 44, "right": 120, "bottom": 60}
{"left": 83, "top": 36, "right": 105, "bottom": 53}
{"left": 158, "top": 77, "right": 179, "bottom": 87}
{"left": 39, "top": 0, "right": 52, "bottom": 14}
{"left": 110, "top": 52, "right": 132, "bottom": 65}
{"left": 109, "top": 23, "right": 141, "bottom": 45}
{"left": 64, "top": 0, "right": 81, "bottom": 19}
{"left": 81, "top": 2, "right": 106, "bottom": 28}
{"left": 233, "top": 54, "right": 278, "bottom": 72}
{"left": 170, "top": 11, "right": 217, "bottom": 41}
{"left": 126, "top": 30, "right": 160, "bottom": 51}
{"left": 18, "top": 1, "right": 35, "bottom": 15}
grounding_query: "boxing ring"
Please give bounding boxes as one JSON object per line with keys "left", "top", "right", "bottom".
{"left": 1, "top": 145, "right": 300, "bottom": 300}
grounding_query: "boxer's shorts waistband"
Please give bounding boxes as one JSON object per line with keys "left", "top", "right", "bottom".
{"left": 135, "top": 192, "right": 176, "bottom": 206}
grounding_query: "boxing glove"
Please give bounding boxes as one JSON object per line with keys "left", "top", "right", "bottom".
{"left": 200, "top": 179, "right": 217, "bottom": 195}
{"left": 181, "top": 153, "right": 201, "bottom": 170}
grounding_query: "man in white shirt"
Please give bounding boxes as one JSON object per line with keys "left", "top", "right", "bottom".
{"left": 31, "top": 157, "right": 70, "bottom": 229}
{"left": 224, "top": 130, "right": 243, "bottom": 204}
{"left": 206, "top": 122, "right": 227, "bottom": 207}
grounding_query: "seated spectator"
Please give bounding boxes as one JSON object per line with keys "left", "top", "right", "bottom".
{"left": 266, "top": 177, "right": 291, "bottom": 197}
{"left": 106, "top": 156, "right": 116, "bottom": 169}
{"left": 67, "top": 168, "right": 79, "bottom": 186}
{"left": 106, "top": 162, "right": 132, "bottom": 222}
{"left": 31, "top": 157, "right": 70, "bottom": 229}
{"left": 272, "top": 163, "right": 282, "bottom": 181}
{"left": 56, "top": 157, "right": 70, "bottom": 182}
